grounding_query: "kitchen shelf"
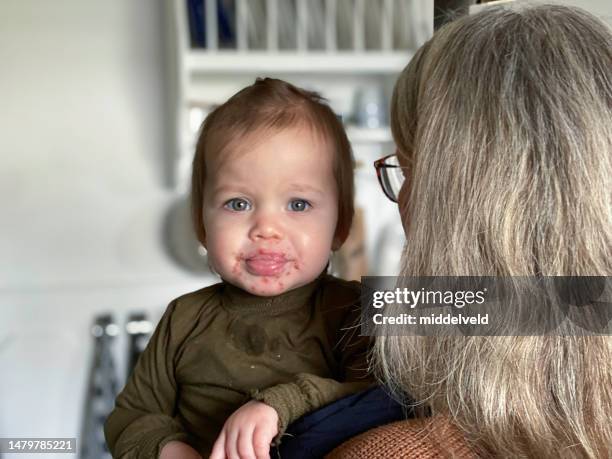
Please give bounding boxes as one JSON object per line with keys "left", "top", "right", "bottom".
{"left": 185, "top": 51, "right": 411, "bottom": 74}
{"left": 346, "top": 126, "right": 393, "bottom": 143}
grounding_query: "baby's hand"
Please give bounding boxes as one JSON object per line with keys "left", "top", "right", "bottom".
{"left": 209, "top": 400, "right": 278, "bottom": 459}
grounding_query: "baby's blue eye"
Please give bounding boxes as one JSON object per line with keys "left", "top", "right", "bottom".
{"left": 224, "top": 198, "right": 251, "bottom": 212}
{"left": 288, "top": 199, "right": 310, "bottom": 212}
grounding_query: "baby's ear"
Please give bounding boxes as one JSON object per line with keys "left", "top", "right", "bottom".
{"left": 331, "top": 229, "right": 349, "bottom": 251}
{"left": 197, "top": 229, "right": 207, "bottom": 250}
{"left": 332, "top": 212, "right": 354, "bottom": 250}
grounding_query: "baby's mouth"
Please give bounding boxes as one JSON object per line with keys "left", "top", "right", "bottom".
{"left": 244, "top": 252, "right": 289, "bottom": 276}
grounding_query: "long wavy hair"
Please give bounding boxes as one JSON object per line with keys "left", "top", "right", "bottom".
{"left": 376, "top": 4, "right": 612, "bottom": 458}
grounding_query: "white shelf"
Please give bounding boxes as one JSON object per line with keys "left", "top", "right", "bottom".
{"left": 346, "top": 126, "right": 393, "bottom": 143}
{"left": 185, "top": 51, "right": 412, "bottom": 74}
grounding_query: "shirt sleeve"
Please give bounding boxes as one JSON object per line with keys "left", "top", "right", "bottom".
{"left": 251, "top": 279, "right": 373, "bottom": 440}
{"left": 250, "top": 374, "right": 372, "bottom": 441}
{"left": 104, "top": 300, "right": 198, "bottom": 458}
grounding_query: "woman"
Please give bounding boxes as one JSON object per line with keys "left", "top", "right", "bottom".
{"left": 332, "top": 4, "right": 611, "bottom": 458}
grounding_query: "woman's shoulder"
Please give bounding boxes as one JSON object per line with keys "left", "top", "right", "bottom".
{"left": 327, "top": 416, "right": 477, "bottom": 459}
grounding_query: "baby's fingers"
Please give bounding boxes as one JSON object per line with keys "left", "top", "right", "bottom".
{"left": 225, "top": 427, "right": 240, "bottom": 459}
{"left": 209, "top": 430, "right": 226, "bottom": 459}
{"left": 236, "top": 426, "right": 256, "bottom": 459}
{"left": 252, "top": 426, "right": 274, "bottom": 459}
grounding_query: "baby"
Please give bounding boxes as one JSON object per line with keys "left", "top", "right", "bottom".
{"left": 104, "top": 78, "right": 370, "bottom": 458}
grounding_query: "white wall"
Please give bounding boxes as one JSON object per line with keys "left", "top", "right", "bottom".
{"left": 0, "top": 0, "right": 177, "bottom": 288}
{"left": 0, "top": 0, "right": 210, "bottom": 452}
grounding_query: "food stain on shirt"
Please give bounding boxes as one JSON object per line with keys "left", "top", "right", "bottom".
{"left": 228, "top": 319, "right": 268, "bottom": 356}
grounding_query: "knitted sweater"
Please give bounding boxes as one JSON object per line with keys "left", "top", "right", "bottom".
{"left": 104, "top": 274, "right": 371, "bottom": 458}
{"left": 327, "top": 416, "right": 477, "bottom": 459}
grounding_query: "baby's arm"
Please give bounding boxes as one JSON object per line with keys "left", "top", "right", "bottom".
{"left": 210, "top": 376, "right": 369, "bottom": 459}
{"left": 251, "top": 373, "right": 371, "bottom": 437}
{"left": 104, "top": 300, "right": 198, "bottom": 458}
{"left": 209, "top": 400, "right": 278, "bottom": 459}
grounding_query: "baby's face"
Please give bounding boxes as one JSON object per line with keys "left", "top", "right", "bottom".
{"left": 202, "top": 126, "right": 339, "bottom": 296}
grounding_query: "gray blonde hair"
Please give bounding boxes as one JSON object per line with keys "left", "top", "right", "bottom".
{"left": 377, "top": 4, "right": 612, "bottom": 458}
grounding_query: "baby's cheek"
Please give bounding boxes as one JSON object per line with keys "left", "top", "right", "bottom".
{"left": 296, "top": 238, "right": 330, "bottom": 271}
{"left": 206, "top": 236, "right": 239, "bottom": 280}
{"left": 296, "top": 229, "right": 333, "bottom": 257}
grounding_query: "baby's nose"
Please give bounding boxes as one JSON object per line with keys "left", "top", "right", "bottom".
{"left": 248, "top": 212, "right": 283, "bottom": 241}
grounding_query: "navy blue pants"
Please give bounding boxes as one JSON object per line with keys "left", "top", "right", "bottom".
{"left": 271, "top": 386, "right": 409, "bottom": 459}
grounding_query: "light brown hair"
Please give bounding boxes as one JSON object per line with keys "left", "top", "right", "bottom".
{"left": 379, "top": 4, "right": 612, "bottom": 458}
{"left": 191, "top": 77, "right": 354, "bottom": 249}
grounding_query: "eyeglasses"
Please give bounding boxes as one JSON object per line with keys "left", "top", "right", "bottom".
{"left": 373, "top": 154, "right": 407, "bottom": 203}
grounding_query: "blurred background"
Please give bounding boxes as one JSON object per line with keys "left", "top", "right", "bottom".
{"left": 0, "top": 1, "right": 609, "bottom": 458}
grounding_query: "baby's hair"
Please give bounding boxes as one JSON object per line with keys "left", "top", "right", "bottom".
{"left": 191, "top": 77, "right": 354, "bottom": 248}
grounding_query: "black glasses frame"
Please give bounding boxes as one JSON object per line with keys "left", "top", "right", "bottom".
{"left": 373, "top": 153, "right": 405, "bottom": 203}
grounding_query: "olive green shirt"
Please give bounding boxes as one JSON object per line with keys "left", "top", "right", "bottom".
{"left": 104, "top": 274, "right": 370, "bottom": 458}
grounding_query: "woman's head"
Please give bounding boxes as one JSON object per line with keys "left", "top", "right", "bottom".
{"left": 379, "top": 5, "right": 612, "bottom": 457}
{"left": 391, "top": 4, "right": 612, "bottom": 277}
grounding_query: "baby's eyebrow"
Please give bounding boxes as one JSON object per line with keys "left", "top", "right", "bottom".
{"left": 211, "top": 184, "right": 251, "bottom": 196}
{"left": 287, "top": 184, "right": 325, "bottom": 195}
